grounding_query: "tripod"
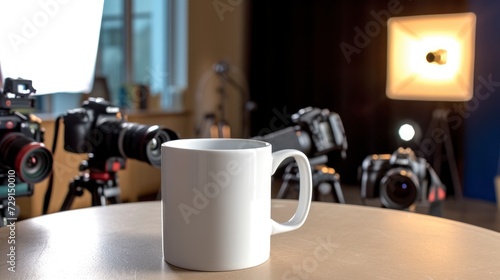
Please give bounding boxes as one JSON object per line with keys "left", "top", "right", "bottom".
{"left": 422, "top": 108, "right": 463, "bottom": 200}
{"left": 60, "top": 157, "right": 125, "bottom": 211}
{"left": 276, "top": 155, "right": 345, "bottom": 203}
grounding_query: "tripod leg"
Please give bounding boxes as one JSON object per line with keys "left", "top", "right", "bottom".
{"left": 442, "top": 118, "right": 463, "bottom": 200}
{"left": 332, "top": 178, "right": 345, "bottom": 204}
{"left": 103, "top": 183, "right": 121, "bottom": 204}
{"left": 106, "top": 189, "right": 121, "bottom": 204}
{"left": 312, "top": 183, "right": 319, "bottom": 201}
{"left": 99, "top": 195, "right": 107, "bottom": 206}
{"left": 60, "top": 181, "right": 78, "bottom": 211}
{"left": 432, "top": 122, "right": 443, "bottom": 176}
{"left": 423, "top": 111, "right": 442, "bottom": 174}
{"left": 90, "top": 184, "right": 106, "bottom": 206}
{"left": 277, "top": 175, "right": 293, "bottom": 199}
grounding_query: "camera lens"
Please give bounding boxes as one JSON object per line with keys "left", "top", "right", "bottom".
{"left": 118, "top": 123, "right": 179, "bottom": 167}
{"left": 380, "top": 168, "right": 419, "bottom": 209}
{"left": 0, "top": 133, "right": 53, "bottom": 184}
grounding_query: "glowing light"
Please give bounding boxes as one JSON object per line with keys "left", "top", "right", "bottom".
{"left": 398, "top": 124, "right": 416, "bottom": 141}
{"left": 386, "top": 13, "right": 476, "bottom": 101}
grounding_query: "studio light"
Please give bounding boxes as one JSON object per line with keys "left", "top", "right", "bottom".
{"left": 0, "top": 0, "right": 104, "bottom": 94}
{"left": 386, "top": 13, "right": 476, "bottom": 101}
{"left": 386, "top": 12, "right": 477, "bottom": 199}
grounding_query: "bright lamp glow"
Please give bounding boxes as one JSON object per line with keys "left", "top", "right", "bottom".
{"left": 386, "top": 13, "right": 476, "bottom": 101}
{"left": 398, "top": 124, "right": 416, "bottom": 141}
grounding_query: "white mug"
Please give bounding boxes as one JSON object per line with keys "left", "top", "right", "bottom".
{"left": 161, "top": 138, "right": 312, "bottom": 271}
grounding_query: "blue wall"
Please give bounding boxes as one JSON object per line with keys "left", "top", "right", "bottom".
{"left": 464, "top": 1, "right": 500, "bottom": 202}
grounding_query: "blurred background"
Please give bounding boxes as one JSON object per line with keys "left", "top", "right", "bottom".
{"left": 4, "top": 0, "right": 499, "bottom": 227}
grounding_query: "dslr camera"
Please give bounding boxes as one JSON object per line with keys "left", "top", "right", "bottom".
{"left": 0, "top": 78, "right": 53, "bottom": 187}
{"left": 0, "top": 78, "right": 53, "bottom": 224}
{"left": 360, "top": 147, "right": 445, "bottom": 210}
{"left": 253, "top": 107, "right": 347, "bottom": 157}
{"left": 254, "top": 107, "right": 348, "bottom": 203}
{"left": 63, "top": 97, "right": 178, "bottom": 171}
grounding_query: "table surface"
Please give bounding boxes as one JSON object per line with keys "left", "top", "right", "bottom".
{"left": 1, "top": 200, "right": 500, "bottom": 279}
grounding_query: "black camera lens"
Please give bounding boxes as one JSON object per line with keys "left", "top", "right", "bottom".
{"left": 0, "top": 133, "right": 53, "bottom": 184}
{"left": 118, "top": 123, "right": 179, "bottom": 167}
{"left": 380, "top": 168, "right": 419, "bottom": 209}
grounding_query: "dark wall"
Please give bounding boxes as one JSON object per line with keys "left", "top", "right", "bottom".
{"left": 248, "top": 0, "right": 470, "bottom": 193}
{"left": 463, "top": 1, "right": 500, "bottom": 202}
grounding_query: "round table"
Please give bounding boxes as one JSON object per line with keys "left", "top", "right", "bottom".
{"left": 1, "top": 200, "right": 500, "bottom": 279}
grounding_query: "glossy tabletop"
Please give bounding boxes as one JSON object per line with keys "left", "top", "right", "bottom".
{"left": 1, "top": 200, "right": 500, "bottom": 279}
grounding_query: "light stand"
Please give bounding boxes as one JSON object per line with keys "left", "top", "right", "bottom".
{"left": 197, "top": 61, "right": 256, "bottom": 138}
{"left": 386, "top": 12, "right": 477, "bottom": 199}
{"left": 422, "top": 108, "right": 463, "bottom": 199}
{"left": 212, "top": 61, "right": 231, "bottom": 138}
{"left": 198, "top": 62, "right": 231, "bottom": 138}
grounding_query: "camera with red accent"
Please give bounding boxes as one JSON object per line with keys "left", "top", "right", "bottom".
{"left": 0, "top": 78, "right": 53, "bottom": 198}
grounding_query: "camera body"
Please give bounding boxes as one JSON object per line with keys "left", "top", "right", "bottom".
{"left": 63, "top": 97, "right": 122, "bottom": 155}
{"left": 292, "top": 107, "right": 348, "bottom": 157}
{"left": 63, "top": 97, "right": 178, "bottom": 171}
{"left": 253, "top": 107, "right": 347, "bottom": 158}
{"left": 360, "top": 147, "right": 428, "bottom": 209}
{"left": 0, "top": 78, "right": 53, "bottom": 191}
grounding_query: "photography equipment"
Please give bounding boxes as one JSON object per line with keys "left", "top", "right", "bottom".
{"left": 421, "top": 108, "right": 462, "bottom": 199}
{"left": 252, "top": 107, "right": 347, "bottom": 158}
{"left": 42, "top": 97, "right": 179, "bottom": 213}
{"left": 252, "top": 107, "right": 348, "bottom": 202}
{"left": 386, "top": 13, "right": 477, "bottom": 200}
{"left": 0, "top": 78, "right": 53, "bottom": 226}
{"left": 0, "top": 1, "right": 104, "bottom": 95}
{"left": 277, "top": 155, "right": 345, "bottom": 203}
{"left": 209, "top": 61, "right": 231, "bottom": 138}
{"left": 360, "top": 147, "right": 446, "bottom": 215}
{"left": 196, "top": 60, "right": 256, "bottom": 138}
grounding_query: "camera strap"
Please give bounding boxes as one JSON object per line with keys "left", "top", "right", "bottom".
{"left": 42, "top": 115, "right": 63, "bottom": 215}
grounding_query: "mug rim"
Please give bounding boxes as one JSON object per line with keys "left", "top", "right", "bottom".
{"left": 161, "top": 138, "right": 271, "bottom": 151}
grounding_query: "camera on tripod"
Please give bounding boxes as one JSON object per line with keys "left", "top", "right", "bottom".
{"left": 360, "top": 147, "right": 445, "bottom": 210}
{"left": 63, "top": 97, "right": 178, "bottom": 170}
{"left": 0, "top": 78, "right": 53, "bottom": 224}
{"left": 253, "top": 107, "right": 347, "bottom": 158}
{"left": 253, "top": 107, "right": 348, "bottom": 203}
{"left": 51, "top": 97, "right": 179, "bottom": 211}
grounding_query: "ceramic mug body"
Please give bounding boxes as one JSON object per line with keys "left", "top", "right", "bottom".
{"left": 161, "top": 138, "right": 312, "bottom": 271}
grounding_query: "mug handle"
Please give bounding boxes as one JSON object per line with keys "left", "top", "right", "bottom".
{"left": 270, "top": 149, "right": 312, "bottom": 235}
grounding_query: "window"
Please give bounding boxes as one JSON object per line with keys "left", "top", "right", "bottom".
{"left": 40, "top": 0, "right": 187, "bottom": 114}
{"left": 96, "top": 0, "right": 187, "bottom": 110}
